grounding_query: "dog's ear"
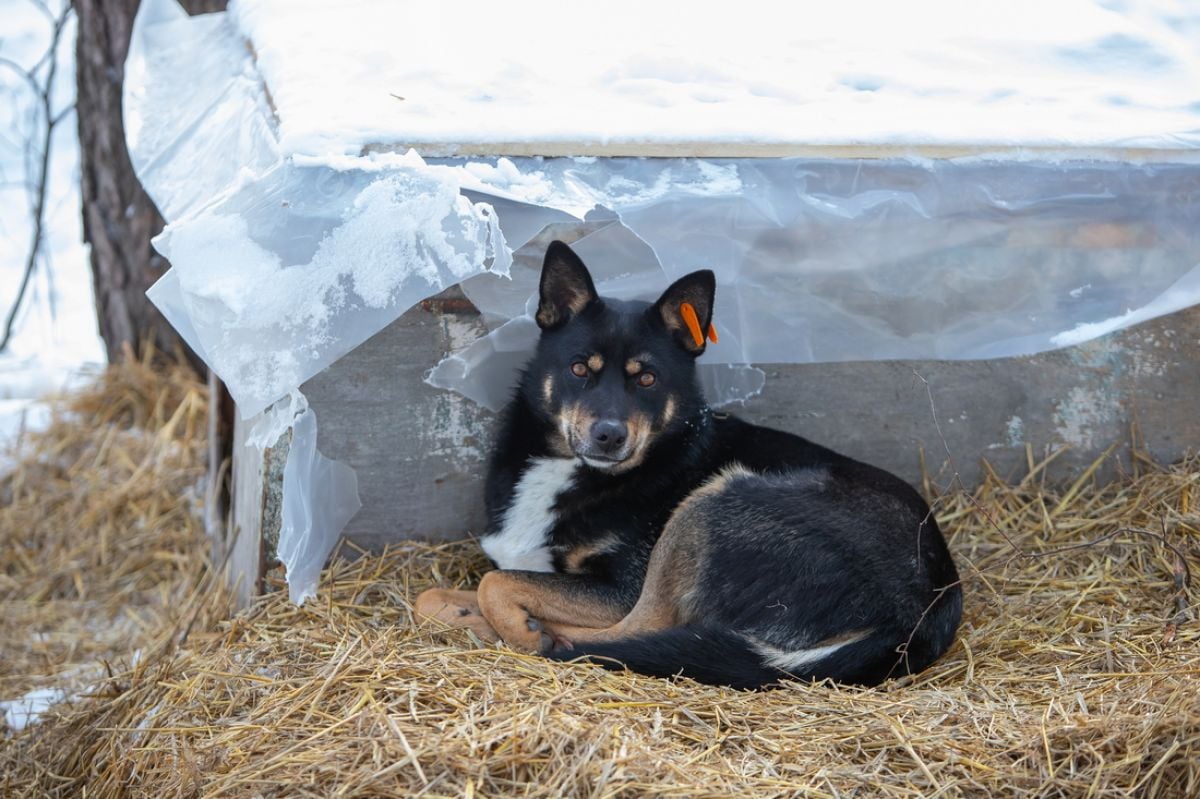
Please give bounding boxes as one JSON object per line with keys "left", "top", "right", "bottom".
{"left": 653, "top": 269, "right": 716, "bottom": 356}
{"left": 536, "top": 241, "right": 599, "bottom": 330}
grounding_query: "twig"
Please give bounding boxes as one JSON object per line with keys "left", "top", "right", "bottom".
{"left": 1164, "top": 551, "right": 1190, "bottom": 645}
{"left": 893, "top": 578, "right": 963, "bottom": 678}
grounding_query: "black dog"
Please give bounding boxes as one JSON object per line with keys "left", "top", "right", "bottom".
{"left": 415, "top": 241, "right": 961, "bottom": 689}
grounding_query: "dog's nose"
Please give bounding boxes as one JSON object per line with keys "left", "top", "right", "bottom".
{"left": 590, "top": 419, "right": 628, "bottom": 454}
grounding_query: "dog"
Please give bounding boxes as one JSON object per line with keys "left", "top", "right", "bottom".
{"left": 415, "top": 240, "right": 962, "bottom": 689}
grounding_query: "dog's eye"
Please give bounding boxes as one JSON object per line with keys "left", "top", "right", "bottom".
{"left": 570, "top": 361, "right": 588, "bottom": 378}
{"left": 637, "top": 371, "right": 656, "bottom": 387}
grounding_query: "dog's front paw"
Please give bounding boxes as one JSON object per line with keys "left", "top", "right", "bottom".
{"left": 516, "top": 616, "right": 555, "bottom": 655}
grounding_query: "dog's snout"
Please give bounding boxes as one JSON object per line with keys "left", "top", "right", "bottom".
{"left": 590, "top": 420, "right": 628, "bottom": 454}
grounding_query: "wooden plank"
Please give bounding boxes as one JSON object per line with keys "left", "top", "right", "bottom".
{"left": 227, "top": 413, "right": 266, "bottom": 607}
{"left": 365, "top": 141, "right": 1200, "bottom": 163}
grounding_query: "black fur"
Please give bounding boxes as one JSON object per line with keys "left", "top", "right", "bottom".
{"left": 478, "top": 241, "right": 962, "bottom": 689}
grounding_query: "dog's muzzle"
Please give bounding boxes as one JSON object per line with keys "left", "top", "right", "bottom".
{"left": 574, "top": 418, "right": 632, "bottom": 470}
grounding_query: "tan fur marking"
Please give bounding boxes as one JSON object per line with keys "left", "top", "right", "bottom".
{"left": 661, "top": 396, "right": 677, "bottom": 428}
{"left": 608, "top": 412, "right": 653, "bottom": 474}
{"left": 688, "top": 462, "right": 756, "bottom": 500}
{"left": 563, "top": 533, "right": 622, "bottom": 573}
{"left": 661, "top": 300, "right": 685, "bottom": 334}
{"left": 477, "top": 571, "right": 627, "bottom": 653}
{"left": 541, "top": 374, "right": 553, "bottom": 405}
{"left": 625, "top": 353, "right": 653, "bottom": 375}
{"left": 558, "top": 490, "right": 713, "bottom": 647}
{"left": 566, "top": 293, "right": 590, "bottom": 315}
{"left": 587, "top": 354, "right": 604, "bottom": 373}
{"left": 557, "top": 402, "right": 598, "bottom": 453}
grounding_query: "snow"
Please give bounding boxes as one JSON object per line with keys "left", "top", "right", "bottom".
{"left": 0, "top": 0, "right": 106, "bottom": 460}
{"left": 1, "top": 685, "right": 68, "bottom": 732}
{"left": 227, "top": 0, "right": 1200, "bottom": 157}
{"left": 0, "top": 661, "right": 104, "bottom": 733}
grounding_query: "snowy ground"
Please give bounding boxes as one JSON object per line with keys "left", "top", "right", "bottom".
{"left": 0, "top": 0, "right": 106, "bottom": 462}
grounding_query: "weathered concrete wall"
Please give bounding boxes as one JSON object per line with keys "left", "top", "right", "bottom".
{"left": 301, "top": 295, "right": 1200, "bottom": 550}
{"left": 302, "top": 293, "right": 496, "bottom": 548}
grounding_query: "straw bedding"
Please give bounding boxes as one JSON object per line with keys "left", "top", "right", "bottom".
{"left": 1, "top": 360, "right": 1197, "bottom": 797}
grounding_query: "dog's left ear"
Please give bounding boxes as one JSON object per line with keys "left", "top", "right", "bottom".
{"left": 653, "top": 270, "right": 716, "bottom": 356}
{"left": 536, "top": 241, "right": 599, "bottom": 330}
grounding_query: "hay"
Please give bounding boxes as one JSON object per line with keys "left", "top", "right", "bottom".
{"left": 2, "top": 364, "right": 1199, "bottom": 798}
{"left": 0, "top": 350, "right": 228, "bottom": 722}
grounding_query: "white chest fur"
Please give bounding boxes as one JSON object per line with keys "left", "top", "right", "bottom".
{"left": 481, "top": 457, "right": 577, "bottom": 572}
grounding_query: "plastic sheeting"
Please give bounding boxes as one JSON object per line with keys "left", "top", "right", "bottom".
{"left": 126, "top": 0, "right": 1200, "bottom": 604}
{"left": 429, "top": 156, "right": 1200, "bottom": 409}
{"left": 278, "top": 401, "right": 361, "bottom": 605}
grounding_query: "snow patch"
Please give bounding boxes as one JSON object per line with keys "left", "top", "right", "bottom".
{"left": 1, "top": 686, "right": 69, "bottom": 732}
{"left": 1, "top": 663, "right": 102, "bottom": 733}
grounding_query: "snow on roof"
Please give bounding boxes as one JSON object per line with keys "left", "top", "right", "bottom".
{"left": 229, "top": 0, "right": 1200, "bottom": 158}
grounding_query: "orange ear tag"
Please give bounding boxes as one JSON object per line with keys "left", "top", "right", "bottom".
{"left": 679, "top": 302, "right": 706, "bottom": 348}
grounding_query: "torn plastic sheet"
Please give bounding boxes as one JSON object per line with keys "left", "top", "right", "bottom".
{"left": 426, "top": 213, "right": 770, "bottom": 409}
{"left": 146, "top": 155, "right": 511, "bottom": 417}
{"left": 429, "top": 155, "right": 1200, "bottom": 409}
{"left": 125, "top": 0, "right": 1200, "bottom": 605}
{"left": 278, "top": 398, "right": 361, "bottom": 606}
{"left": 243, "top": 391, "right": 361, "bottom": 605}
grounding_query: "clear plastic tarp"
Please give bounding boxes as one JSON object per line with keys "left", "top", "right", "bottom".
{"left": 125, "top": 0, "right": 1200, "bottom": 603}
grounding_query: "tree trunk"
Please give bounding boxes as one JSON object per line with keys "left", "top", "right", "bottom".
{"left": 75, "top": 0, "right": 234, "bottom": 557}
{"left": 73, "top": 0, "right": 225, "bottom": 371}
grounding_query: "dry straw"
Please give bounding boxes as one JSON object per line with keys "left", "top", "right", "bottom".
{"left": 1, "top": 357, "right": 1197, "bottom": 797}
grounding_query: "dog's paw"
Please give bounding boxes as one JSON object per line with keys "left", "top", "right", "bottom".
{"left": 537, "top": 623, "right": 573, "bottom": 652}
{"left": 413, "top": 588, "right": 500, "bottom": 643}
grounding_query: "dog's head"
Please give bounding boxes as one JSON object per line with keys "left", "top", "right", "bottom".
{"left": 523, "top": 240, "right": 715, "bottom": 474}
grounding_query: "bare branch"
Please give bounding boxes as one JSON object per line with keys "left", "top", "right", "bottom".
{"left": 0, "top": 56, "right": 43, "bottom": 96}
{"left": 28, "top": 0, "right": 57, "bottom": 26}
{"left": 0, "top": 0, "right": 73, "bottom": 352}
{"left": 50, "top": 103, "right": 75, "bottom": 128}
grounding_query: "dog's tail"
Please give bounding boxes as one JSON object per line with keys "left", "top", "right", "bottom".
{"left": 546, "top": 626, "right": 782, "bottom": 690}
{"left": 547, "top": 625, "right": 923, "bottom": 689}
